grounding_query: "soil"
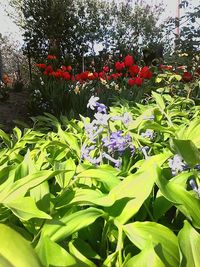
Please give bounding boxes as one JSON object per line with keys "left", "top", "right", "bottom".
{"left": 0, "top": 89, "right": 31, "bottom": 132}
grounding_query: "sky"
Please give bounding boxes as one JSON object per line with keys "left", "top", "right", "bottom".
{"left": 0, "top": 0, "right": 199, "bottom": 48}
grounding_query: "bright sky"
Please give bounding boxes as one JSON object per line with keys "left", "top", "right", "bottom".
{"left": 0, "top": 0, "right": 199, "bottom": 47}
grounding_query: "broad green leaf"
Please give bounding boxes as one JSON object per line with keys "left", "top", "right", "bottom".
{"left": 178, "top": 220, "right": 200, "bottom": 267}
{"left": 77, "top": 169, "right": 120, "bottom": 191}
{"left": 35, "top": 236, "right": 77, "bottom": 267}
{"left": 58, "top": 127, "right": 80, "bottom": 157}
{"left": 30, "top": 181, "right": 50, "bottom": 212}
{"left": 0, "top": 224, "right": 41, "bottom": 267}
{"left": 124, "top": 240, "right": 165, "bottom": 267}
{"left": 106, "top": 155, "right": 169, "bottom": 224}
{"left": 55, "top": 188, "right": 113, "bottom": 208}
{"left": 132, "top": 152, "right": 172, "bottom": 171}
{"left": 140, "top": 121, "right": 175, "bottom": 134}
{"left": 152, "top": 92, "right": 165, "bottom": 110}
{"left": 69, "top": 240, "right": 97, "bottom": 267}
{"left": 177, "top": 119, "right": 200, "bottom": 148}
{"left": 54, "top": 158, "right": 76, "bottom": 188}
{"left": 41, "top": 207, "right": 105, "bottom": 242}
{"left": 123, "top": 221, "right": 179, "bottom": 267}
{"left": 0, "top": 170, "right": 62, "bottom": 202}
{"left": 106, "top": 167, "right": 156, "bottom": 224}
{"left": 172, "top": 139, "right": 200, "bottom": 167}
{"left": 156, "top": 170, "right": 200, "bottom": 228}
{"left": 3, "top": 197, "right": 51, "bottom": 220}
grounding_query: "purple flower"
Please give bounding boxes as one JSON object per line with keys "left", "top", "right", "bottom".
{"left": 103, "top": 130, "right": 133, "bottom": 154}
{"left": 81, "top": 144, "right": 95, "bottom": 159}
{"left": 122, "top": 112, "right": 133, "bottom": 125}
{"left": 94, "top": 112, "right": 110, "bottom": 126}
{"left": 87, "top": 96, "right": 99, "bottom": 110}
{"left": 168, "top": 154, "right": 186, "bottom": 176}
{"left": 102, "top": 152, "right": 122, "bottom": 168}
{"left": 81, "top": 143, "right": 102, "bottom": 165}
{"left": 111, "top": 112, "right": 132, "bottom": 126}
{"left": 96, "top": 102, "right": 107, "bottom": 113}
{"left": 141, "top": 129, "right": 154, "bottom": 139}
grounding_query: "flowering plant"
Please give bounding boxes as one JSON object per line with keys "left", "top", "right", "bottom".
{"left": 31, "top": 54, "right": 154, "bottom": 116}
{"left": 0, "top": 91, "right": 200, "bottom": 266}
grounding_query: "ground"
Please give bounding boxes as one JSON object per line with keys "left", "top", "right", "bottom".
{"left": 0, "top": 89, "right": 30, "bottom": 132}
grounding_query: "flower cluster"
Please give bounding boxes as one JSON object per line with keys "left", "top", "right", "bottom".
{"left": 168, "top": 154, "right": 187, "bottom": 176}
{"left": 80, "top": 96, "right": 135, "bottom": 168}
{"left": 35, "top": 54, "right": 153, "bottom": 87}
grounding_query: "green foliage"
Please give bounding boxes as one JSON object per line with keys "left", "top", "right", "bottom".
{"left": 0, "top": 93, "right": 200, "bottom": 266}
{"left": 11, "top": 0, "right": 165, "bottom": 63}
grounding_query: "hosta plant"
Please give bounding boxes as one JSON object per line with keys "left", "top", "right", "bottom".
{"left": 0, "top": 92, "right": 199, "bottom": 266}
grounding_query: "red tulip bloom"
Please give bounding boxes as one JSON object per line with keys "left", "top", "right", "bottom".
{"left": 75, "top": 74, "right": 81, "bottom": 81}
{"left": 182, "top": 72, "right": 193, "bottom": 82}
{"left": 67, "top": 65, "right": 72, "bottom": 72}
{"left": 47, "top": 55, "right": 57, "bottom": 60}
{"left": 140, "top": 66, "right": 152, "bottom": 79}
{"left": 81, "top": 71, "right": 89, "bottom": 81}
{"left": 129, "top": 65, "right": 140, "bottom": 76}
{"left": 134, "top": 77, "right": 143, "bottom": 86}
{"left": 103, "top": 66, "right": 109, "bottom": 72}
{"left": 99, "top": 71, "right": 106, "bottom": 80}
{"left": 115, "top": 61, "right": 125, "bottom": 71}
{"left": 124, "top": 55, "right": 134, "bottom": 67}
{"left": 45, "top": 65, "right": 53, "bottom": 74}
{"left": 128, "top": 78, "right": 135, "bottom": 86}
{"left": 35, "top": 63, "right": 46, "bottom": 69}
{"left": 196, "top": 67, "right": 200, "bottom": 75}
{"left": 61, "top": 65, "right": 67, "bottom": 71}
{"left": 62, "top": 72, "right": 71, "bottom": 80}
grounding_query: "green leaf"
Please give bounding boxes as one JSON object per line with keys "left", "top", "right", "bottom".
{"left": 156, "top": 170, "right": 200, "bottom": 228}
{"left": 123, "top": 221, "right": 179, "bottom": 267}
{"left": 58, "top": 127, "right": 80, "bottom": 157}
{"left": 41, "top": 207, "right": 105, "bottom": 242}
{"left": 153, "top": 190, "right": 172, "bottom": 220}
{"left": 3, "top": 197, "right": 51, "bottom": 220}
{"left": 35, "top": 236, "right": 77, "bottom": 267}
{"left": 178, "top": 220, "right": 200, "bottom": 267}
{"left": 69, "top": 240, "right": 97, "bottom": 267}
{"left": 106, "top": 154, "right": 170, "bottom": 224}
{"left": 77, "top": 169, "right": 120, "bottom": 191}
{"left": 0, "top": 129, "right": 12, "bottom": 148}
{"left": 124, "top": 240, "right": 165, "bottom": 267}
{"left": 152, "top": 92, "right": 165, "bottom": 110}
{"left": 172, "top": 139, "right": 200, "bottom": 167}
{"left": 54, "top": 158, "right": 76, "bottom": 188}
{"left": 179, "top": 119, "right": 200, "bottom": 148}
{"left": 105, "top": 166, "right": 157, "bottom": 224}
{"left": 102, "top": 252, "right": 118, "bottom": 267}
{"left": 0, "top": 224, "right": 41, "bottom": 267}
{"left": 55, "top": 188, "right": 113, "bottom": 208}
{"left": 0, "top": 170, "right": 62, "bottom": 202}
{"left": 155, "top": 77, "right": 162, "bottom": 83}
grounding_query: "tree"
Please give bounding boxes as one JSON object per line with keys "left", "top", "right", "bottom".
{"left": 7, "top": 0, "right": 167, "bottom": 66}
